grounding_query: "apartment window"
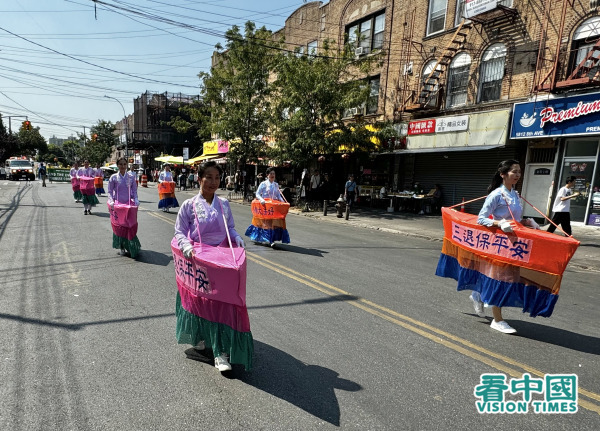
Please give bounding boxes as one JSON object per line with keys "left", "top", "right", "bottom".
{"left": 570, "top": 16, "right": 600, "bottom": 78}
{"left": 478, "top": 43, "right": 506, "bottom": 102}
{"left": 427, "top": 0, "right": 447, "bottom": 35}
{"left": 296, "top": 45, "right": 305, "bottom": 57}
{"left": 346, "top": 11, "right": 386, "bottom": 54}
{"left": 366, "top": 76, "right": 380, "bottom": 115}
{"left": 422, "top": 60, "right": 442, "bottom": 107}
{"left": 307, "top": 40, "right": 318, "bottom": 56}
{"left": 446, "top": 52, "right": 471, "bottom": 107}
{"left": 455, "top": 0, "right": 468, "bottom": 26}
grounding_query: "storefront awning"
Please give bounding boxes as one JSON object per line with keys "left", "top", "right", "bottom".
{"left": 406, "top": 109, "right": 510, "bottom": 153}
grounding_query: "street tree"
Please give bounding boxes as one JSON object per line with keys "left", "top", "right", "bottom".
{"left": 38, "top": 144, "right": 66, "bottom": 165}
{"left": 81, "top": 120, "right": 115, "bottom": 166}
{"left": 166, "top": 99, "right": 211, "bottom": 154}
{"left": 270, "top": 39, "right": 381, "bottom": 168}
{"left": 200, "top": 21, "right": 279, "bottom": 194}
{"left": 17, "top": 122, "right": 47, "bottom": 158}
{"left": 62, "top": 140, "right": 82, "bottom": 166}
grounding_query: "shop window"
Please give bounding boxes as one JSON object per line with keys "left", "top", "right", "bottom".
{"left": 427, "top": 0, "right": 447, "bottom": 35}
{"left": 421, "top": 60, "right": 442, "bottom": 107}
{"left": 565, "top": 140, "right": 599, "bottom": 157}
{"left": 478, "top": 43, "right": 506, "bottom": 103}
{"left": 446, "top": 52, "right": 471, "bottom": 107}
{"left": 569, "top": 16, "right": 600, "bottom": 78}
{"left": 346, "top": 11, "right": 386, "bottom": 55}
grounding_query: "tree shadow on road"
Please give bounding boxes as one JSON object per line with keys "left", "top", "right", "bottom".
{"left": 233, "top": 341, "right": 362, "bottom": 426}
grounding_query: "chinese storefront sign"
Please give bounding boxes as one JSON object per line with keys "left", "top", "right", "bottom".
{"left": 435, "top": 115, "right": 469, "bottom": 133}
{"left": 408, "top": 119, "right": 436, "bottom": 135}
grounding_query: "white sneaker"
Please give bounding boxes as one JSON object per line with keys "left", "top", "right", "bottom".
{"left": 490, "top": 319, "right": 517, "bottom": 334}
{"left": 469, "top": 292, "right": 485, "bottom": 316}
{"left": 214, "top": 355, "right": 232, "bottom": 372}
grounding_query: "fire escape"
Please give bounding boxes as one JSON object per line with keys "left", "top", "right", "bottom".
{"left": 397, "top": 1, "right": 518, "bottom": 115}
{"left": 534, "top": 0, "right": 600, "bottom": 92}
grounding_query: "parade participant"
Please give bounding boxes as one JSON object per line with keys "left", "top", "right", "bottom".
{"left": 158, "top": 164, "right": 179, "bottom": 212}
{"left": 547, "top": 176, "right": 579, "bottom": 237}
{"left": 107, "top": 157, "right": 141, "bottom": 257}
{"left": 245, "top": 168, "right": 290, "bottom": 247}
{"left": 77, "top": 160, "right": 99, "bottom": 215}
{"left": 173, "top": 161, "right": 252, "bottom": 373}
{"left": 439, "top": 160, "right": 543, "bottom": 334}
{"left": 70, "top": 162, "right": 82, "bottom": 203}
{"left": 94, "top": 164, "right": 106, "bottom": 196}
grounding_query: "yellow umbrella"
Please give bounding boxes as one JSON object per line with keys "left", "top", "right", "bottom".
{"left": 154, "top": 155, "right": 171, "bottom": 162}
{"left": 188, "top": 154, "right": 220, "bottom": 164}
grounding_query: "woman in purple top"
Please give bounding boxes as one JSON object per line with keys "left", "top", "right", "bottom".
{"left": 174, "top": 160, "right": 249, "bottom": 373}
{"left": 77, "top": 160, "right": 99, "bottom": 215}
{"left": 107, "top": 157, "right": 141, "bottom": 257}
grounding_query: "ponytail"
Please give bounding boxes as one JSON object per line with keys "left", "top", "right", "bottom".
{"left": 487, "top": 159, "right": 519, "bottom": 193}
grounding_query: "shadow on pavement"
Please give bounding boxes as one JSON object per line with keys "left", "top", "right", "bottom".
{"left": 266, "top": 244, "right": 328, "bottom": 257}
{"left": 235, "top": 341, "right": 362, "bottom": 426}
{"left": 248, "top": 294, "right": 360, "bottom": 310}
{"left": 478, "top": 319, "right": 600, "bottom": 355}
{"left": 136, "top": 250, "right": 172, "bottom": 266}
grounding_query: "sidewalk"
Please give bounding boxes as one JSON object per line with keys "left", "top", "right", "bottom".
{"left": 232, "top": 198, "right": 600, "bottom": 272}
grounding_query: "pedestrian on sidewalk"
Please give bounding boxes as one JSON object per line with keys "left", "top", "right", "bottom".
{"left": 547, "top": 176, "right": 579, "bottom": 236}
{"left": 344, "top": 174, "right": 357, "bottom": 210}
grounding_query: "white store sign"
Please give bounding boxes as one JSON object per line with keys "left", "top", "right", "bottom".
{"left": 465, "top": 0, "right": 497, "bottom": 18}
{"left": 435, "top": 115, "right": 469, "bottom": 133}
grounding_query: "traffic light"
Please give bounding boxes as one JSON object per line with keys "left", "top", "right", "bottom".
{"left": 92, "top": 133, "right": 98, "bottom": 142}
{"left": 22, "top": 120, "right": 31, "bottom": 131}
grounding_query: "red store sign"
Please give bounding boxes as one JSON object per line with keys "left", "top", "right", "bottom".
{"left": 408, "top": 119, "right": 436, "bottom": 135}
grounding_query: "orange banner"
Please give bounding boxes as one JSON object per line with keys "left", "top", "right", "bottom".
{"left": 158, "top": 181, "right": 176, "bottom": 194}
{"left": 251, "top": 198, "right": 290, "bottom": 220}
{"left": 441, "top": 208, "right": 579, "bottom": 276}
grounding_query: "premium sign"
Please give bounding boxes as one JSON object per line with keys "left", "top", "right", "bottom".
{"left": 511, "top": 91, "right": 600, "bottom": 139}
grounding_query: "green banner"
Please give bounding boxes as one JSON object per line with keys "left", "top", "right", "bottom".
{"left": 48, "top": 168, "right": 71, "bottom": 182}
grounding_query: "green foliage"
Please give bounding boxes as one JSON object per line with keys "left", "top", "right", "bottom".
{"left": 17, "top": 125, "right": 47, "bottom": 157}
{"left": 166, "top": 100, "right": 211, "bottom": 144}
{"left": 270, "top": 39, "right": 381, "bottom": 167}
{"left": 82, "top": 120, "right": 115, "bottom": 166}
{"left": 61, "top": 140, "right": 81, "bottom": 166}
{"left": 200, "top": 21, "right": 279, "bottom": 165}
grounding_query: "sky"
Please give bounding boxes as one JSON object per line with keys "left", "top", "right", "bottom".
{"left": 0, "top": 0, "right": 309, "bottom": 142}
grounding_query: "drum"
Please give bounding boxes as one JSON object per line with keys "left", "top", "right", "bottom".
{"left": 71, "top": 177, "right": 80, "bottom": 191}
{"left": 79, "top": 176, "right": 95, "bottom": 195}
{"left": 251, "top": 198, "right": 290, "bottom": 219}
{"left": 108, "top": 202, "right": 138, "bottom": 240}
{"left": 171, "top": 237, "right": 247, "bottom": 307}
{"left": 94, "top": 177, "right": 103, "bottom": 188}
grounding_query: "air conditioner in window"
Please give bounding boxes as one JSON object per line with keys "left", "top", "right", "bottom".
{"left": 355, "top": 47, "right": 367, "bottom": 56}
{"left": 351, "top": 107, "right": 360, "bottom": 115}
{"left": 403, "top": 62, "right": 413, "bottom": 76}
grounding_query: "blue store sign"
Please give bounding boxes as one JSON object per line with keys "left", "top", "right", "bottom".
{"left": 510, "top": 91, "right": 600, "bottom": 139}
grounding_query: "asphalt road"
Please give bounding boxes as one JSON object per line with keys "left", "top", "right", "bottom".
{"left": 1, "top": 179, "right": 598, "bottom": 430}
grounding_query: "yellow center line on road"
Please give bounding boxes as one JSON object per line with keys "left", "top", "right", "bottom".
{"left": 246, "top": 252, "right": 600, "bottom": 415}
{"left": 147, "top": 212, "right": 600, "bottom": 414}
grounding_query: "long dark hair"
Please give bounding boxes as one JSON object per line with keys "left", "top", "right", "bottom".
{"left": 488, "top": 159, "right": 520, "bottom": 193}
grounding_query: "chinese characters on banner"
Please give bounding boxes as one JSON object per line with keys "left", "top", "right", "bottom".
{"left": 173, "top": 251, "right": 212, "bottom": 295}
{"left": 451, "top": 221, "right": 533, "bottom": 263}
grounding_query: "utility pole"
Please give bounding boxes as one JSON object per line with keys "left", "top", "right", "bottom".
{"left": 1, "top": 114, "right": 29, "bottom": 134}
